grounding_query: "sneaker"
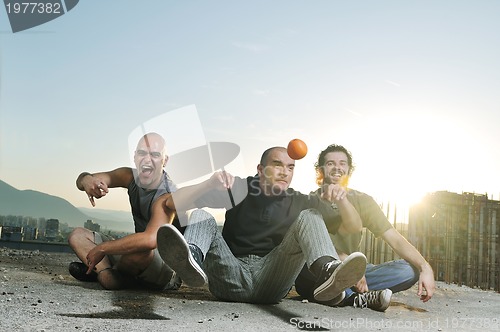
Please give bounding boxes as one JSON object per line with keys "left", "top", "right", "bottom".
{"left": 68, "top": 262, "right": 98, "bottom": 282}
{"left": 320, "top": 290, "right": 346, "bottom": 306}
{"left": 313, "top": 252, "right": 367, "bottom": 302}
{"left": 157, "top": 224, "right": 208, "bottom": 287}
{"left": 353, "top": 289, "right": 393, "bottom": 312}
{"left": 189, "top": 244, "right": 204, "bottom": 268}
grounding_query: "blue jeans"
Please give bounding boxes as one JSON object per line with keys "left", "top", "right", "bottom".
{"left": 344, "top": 260, "right": 419, "bottom": 299}
{"left": 294, "top": 259, "right": 419, "bottom": 302}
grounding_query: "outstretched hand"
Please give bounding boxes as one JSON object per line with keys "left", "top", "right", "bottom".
{"left": 81, "top": 176, "right": 109, "bottom": 207}
{"left": 210, "top": 171, "right": 234, "bottom": 191}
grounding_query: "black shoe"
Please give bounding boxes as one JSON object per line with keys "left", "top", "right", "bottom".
{"left": 157, "top": 224, "right": 208, "bottom": 287}
{"left": 353, "top": 289, "right": 392, "bottom": 312}
{"left": 189, "top": 244, "right": 204, "bottom": 267}
{"left": 313, "top": 252, "right": 367, "bottom": 302}
{"left": 68, "top": 262, "right": 98, "bottom": 282}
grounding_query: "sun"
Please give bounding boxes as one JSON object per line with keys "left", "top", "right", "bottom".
{"left": 343, "top": 112, "right": 458, "bottom": 209}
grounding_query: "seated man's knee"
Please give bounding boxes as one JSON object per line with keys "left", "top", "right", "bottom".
{"left": 67, "top": 227, "right": 90, "bottom": 247}
{"left": 297, "top": 208, "right": 325, "bottom": 230}
{"left": 298, "top": 208, "right": 322, "bottom": 222}
{"left": 189, "top": 209, "right": 217, "bottom": 227}
{"left": 394, "top": 260, "right": 419, "bottom": 283}
{"left": 190, "top": 208, "right": 214, "bottom": 220}
{"left": 389, "top": 260, "right": 420, "bottom": 292}
{"left": 406, "top": 262, "right": 420, "bottom": 285}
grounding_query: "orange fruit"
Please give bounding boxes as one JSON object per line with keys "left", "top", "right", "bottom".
{"left": 287, "top": 139, "right": 308, "bottom": 160}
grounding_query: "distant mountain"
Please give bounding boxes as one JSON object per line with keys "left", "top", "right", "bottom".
{"left": 0, "top": 179, "right": 133, "bottom": 233}
{"left": 78, "top": 207, "right": 134, "bottom": 226}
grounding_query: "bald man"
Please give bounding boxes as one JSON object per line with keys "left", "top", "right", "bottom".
{"left": 67, "top": 132, "right": 181, "bottom": 290}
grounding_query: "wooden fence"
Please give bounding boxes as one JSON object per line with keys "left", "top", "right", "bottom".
{"left": 359, "top": 192, "right": 499, "bottom": 292}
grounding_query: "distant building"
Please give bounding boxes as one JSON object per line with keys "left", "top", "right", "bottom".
{"left": 45, "top": 219, "right": 60, "bottom": 241}
{"left": 84, "top": 219, "right": 101, "bottom": 232}
{"left": 38, "top": 218, "right": 47, "bottom": 237}
{"left": 409, "top": 191, "right": 499, "bottom": 291}
{"left": 23, "top": 226, "right": 38, "bottom": 240}
{"left": 0, "top": 226, "right": 23, "bottom": 241}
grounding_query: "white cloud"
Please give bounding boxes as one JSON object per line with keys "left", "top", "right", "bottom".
{"left": 232, "top": 41, "right": 268, "bottom": 53}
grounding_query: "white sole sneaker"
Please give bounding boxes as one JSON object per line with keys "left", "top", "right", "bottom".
{"left": 353, "top": 288, "right": 393, "bottom": 311}
{"left": 313, "top": 252, "right": 367, "bottom": 302}
{"left": 377, "top": 289, "right": 393, "bottom": 311}
{"left": 157, "top": 224, "right": 207, "bottom": 287}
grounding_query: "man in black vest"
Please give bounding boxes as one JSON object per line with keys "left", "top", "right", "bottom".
{"left": 157, "top": 146, "right": 367, "bottom": 304}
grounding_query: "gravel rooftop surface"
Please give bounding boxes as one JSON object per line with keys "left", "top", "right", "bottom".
{"left": 1, "top": 247, "right": 500, "bottom": 332}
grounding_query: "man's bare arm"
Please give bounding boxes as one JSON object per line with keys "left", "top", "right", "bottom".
{"left": 165, "top": 171, "right": 234, "bottom": 211}
{"left": 76, "top": 167, "right": 134, "bottom": 207}
{"left": 86, "top": 194, "right": 175, "bottom": 272}
{"left": 382, "top": 228, "right": 435, "bottom": 302}
{"left": 321, "top": 185, "right": 363, "bottom": 235}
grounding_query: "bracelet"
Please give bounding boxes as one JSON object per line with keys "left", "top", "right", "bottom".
{"left": 76, "top": 172, "right": 92, "bottom": 190}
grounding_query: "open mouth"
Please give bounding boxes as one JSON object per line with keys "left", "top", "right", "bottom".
{"left": 141, "top": 165, "right": 154, "bottom": 176}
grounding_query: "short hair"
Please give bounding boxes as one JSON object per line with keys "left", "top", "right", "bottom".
{"left": 315, "top": 144, "right": 355, "bottom": 185}
{"left": 259, "top": 146, "right": 286, "bottom": 165}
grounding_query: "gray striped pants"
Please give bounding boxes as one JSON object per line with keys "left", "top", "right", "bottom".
{"left": 185, "top": 208, "right": 339, "bottom": 303}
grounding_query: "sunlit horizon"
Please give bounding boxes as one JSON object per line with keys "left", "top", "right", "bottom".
{"left": 1, "top": 2, "right": 499, "bottom": 217}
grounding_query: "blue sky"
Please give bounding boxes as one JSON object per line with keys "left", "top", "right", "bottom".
{"left": 1, "top": 1, "right": 499, "bottom": 212}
